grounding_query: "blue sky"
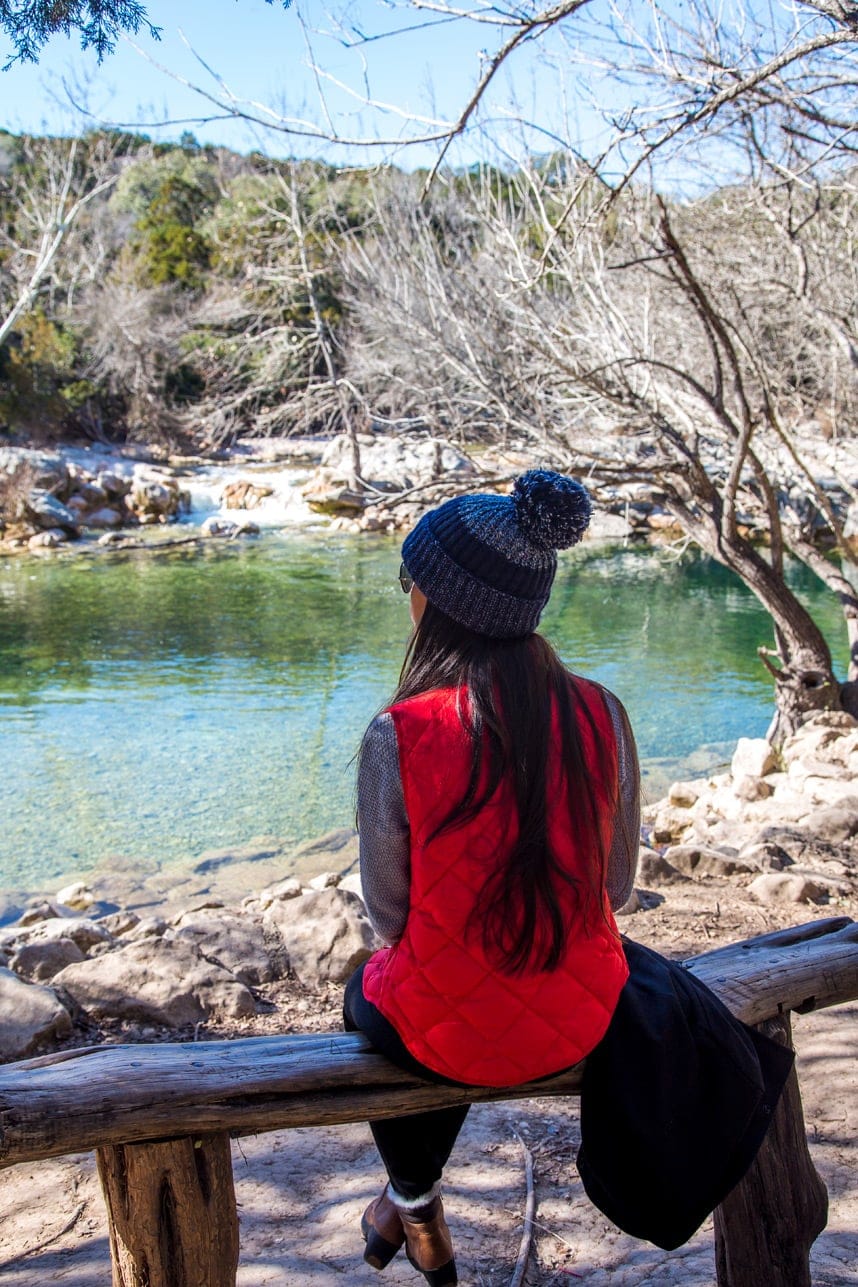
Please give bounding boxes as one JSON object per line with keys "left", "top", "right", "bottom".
{"left": 0, "top": 0, "right": 589, "bottom": 168}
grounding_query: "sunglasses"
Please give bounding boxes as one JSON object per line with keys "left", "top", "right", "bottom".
{"left": 399, "top": 562, "right": 414, "bottom": 594}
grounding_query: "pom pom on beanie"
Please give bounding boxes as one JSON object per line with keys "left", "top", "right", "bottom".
{"left": 512, "top": 470, "right": 592, "bottom": 549}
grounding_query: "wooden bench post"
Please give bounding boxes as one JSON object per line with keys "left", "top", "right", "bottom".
{"left": 713, "top": 1014, "right": 828, "bottom": 1287}
{"left": 96, "top": 1132, "right": 239, "bottom": 1287}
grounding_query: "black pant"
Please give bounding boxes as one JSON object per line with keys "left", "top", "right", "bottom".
{"left": 344, "top": 964, "right": 470, "bottom": 1201}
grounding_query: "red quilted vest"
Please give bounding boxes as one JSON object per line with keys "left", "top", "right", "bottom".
{"left": 361, "top": 678, "right": 629, "bottom": 1087}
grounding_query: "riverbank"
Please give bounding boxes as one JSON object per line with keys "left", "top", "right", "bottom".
{"left": 0, "top": 720, "right": 856, "bottom": 1283}
{"left": 0, "top": 432, "right": 686, "bottom": 556}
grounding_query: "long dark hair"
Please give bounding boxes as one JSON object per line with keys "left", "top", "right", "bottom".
{"left": 390, "top": 600, "right": 618, "bottom": 975}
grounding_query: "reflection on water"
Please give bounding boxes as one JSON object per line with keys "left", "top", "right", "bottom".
{"left": 0, "top": 537, "right": 847, "bottom": 890}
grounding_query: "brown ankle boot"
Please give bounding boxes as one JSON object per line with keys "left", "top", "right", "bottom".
{"left": 361, "top": 1185, "right": 406, "bottom": 1270}
{"left": 395, "top": 1195, "right": 457, "bottom": 1287}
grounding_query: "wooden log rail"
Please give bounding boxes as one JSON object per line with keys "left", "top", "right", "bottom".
{"left": 1, "top": 917, "right": 856, "bottom": 1287}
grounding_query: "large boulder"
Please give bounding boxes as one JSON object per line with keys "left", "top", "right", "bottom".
{"left": 167, "top": 908, "right": 277, "bottom": 986}
{"left": 53, "top": 937, "right": 256, "bottom": 1027}
{"left": 0, "top": 968, "right": 72, "bottom": 1061}
{"left": 22, "top": 491, "right": 79, "bottom": 533}
{"left": 263, "top": 887, "right": 377, "bottom": 988}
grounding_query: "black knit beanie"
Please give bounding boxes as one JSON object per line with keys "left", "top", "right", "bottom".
{"left": 401, "top": 470, "right": 592, "bottom": 638}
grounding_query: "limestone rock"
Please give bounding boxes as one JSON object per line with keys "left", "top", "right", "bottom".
{"left": 263, "top": 887, "right": 377, "bottom": 988}
{"left": 124, "top": 916, "right": 168, "bottom": 940}
{"left": 54, "top": 937, "right": 256, "bottom": 1026}
{"left": 668, "top": 781, "right": 700, "bottom": 808}
{"left": 748, "top": 873, "right": 826, "bottom": 905}
{"left": 17, "top": 901, "right": 62, "bottom": 927}
{"left": 651, "top": 805, "right": 693, "bottom": 845}
{"left": 338, "top": 872, "right": 364, "bottom": 901}
{"left": 23, "top": 491, "right": 79, "bottom": 533}
{"left": 222, "top": 479, "right": 274, "bottom": 509}
{"left": 736, "top": 841, "right": 793, "bottom": 872}
{"left": 10, "top": 937, "right": 86, "bottom": 981}
{"left": 731, "top": 738, "right": 776, "bottom": 781}
{"left": 84, "top": 506, "right": 125, "bottom": 530}
{"left": 734, "top": 775, "right": 773, "bottom": 803}
{"left": 318, "top": 433, "right": 474, "bottom": 494}
{"left": 799, "top": 776, "right": 858, "bottom": 810}
{"left": 615, "top": 888, "right": 664, "bottom": 916}
{"left": 637, "top": 849, "right": 690, "bottom": 886}
{"left": 781, "top": 720, "right": 858, "bottom": 768}
{"left": 167, "top": 908, "right": 277, "bottom": 986}
{"left": 56, "top": 881, "right": 96, "bottom": 912}
{"left": 806, "top": 805, "right": 858, "bottom": 845}
{"left": 28, "top": 528, "right": 68, "bottom": 549}
{"left": 98, "top": 470, "right": 131, "bottom": 498}
{"left": 201, "top": 516, "right": 239, "bottom": 538}
{"left": 252, "top": 877, "right": 302, "bottom": 909}
{"left": 130, "top": 473, "right": 182, "bottom": 520}
{"left": 0, "top": 968, "right": 72, "bottom": 1061}
{"left": 308, "top": 871, "right": 340, "bottom": 891}
{"left": 27, "top": 917, "right": 113, "bottom": 953}
{"left": 661, "top": 845, "right": 754, "bottom": 879}
{"left": 97, "top": 910, "right": 141, "bottom": 938}
{"left": 304, "top": 486, "right": 366, "bottom": 516}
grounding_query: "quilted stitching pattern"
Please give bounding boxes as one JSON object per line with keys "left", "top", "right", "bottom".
{"left": 363, "top": 680, "right": 629, "bottom": 1087}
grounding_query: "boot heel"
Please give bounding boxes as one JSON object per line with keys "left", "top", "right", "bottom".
{"left": 361, "top": 1216, "right": 402, "bottom": 1270}
{"left": 406, "top": 1254, "right": 458, "bottom": 1286}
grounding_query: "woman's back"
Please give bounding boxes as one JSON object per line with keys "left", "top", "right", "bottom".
{"left": 362, "top": 675, "right": 630, "bottom": 1087}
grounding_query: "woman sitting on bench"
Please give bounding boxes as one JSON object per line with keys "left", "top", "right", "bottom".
{"left": 345, "top": 471, "right": 640, "bottom": 1286}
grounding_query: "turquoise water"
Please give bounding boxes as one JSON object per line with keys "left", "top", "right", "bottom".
{"left": 0, "top": 536, "right": 848, "bottom": 890}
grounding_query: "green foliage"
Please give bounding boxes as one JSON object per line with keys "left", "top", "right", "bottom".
{"left": 1, "top": 1, "right": 292, "bottom": 67}
{"left": 112, "top": 150, "right": 219, "bottom": 217}
{"left": 0, "top": 311, "right": 82, "bottom": 433}
{"left": 133, "top": 174, "right": 213, "bottom": 287}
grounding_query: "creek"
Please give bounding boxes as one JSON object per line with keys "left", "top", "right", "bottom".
{"left": 0, "top": 533, "right": 847, "bottom": 894}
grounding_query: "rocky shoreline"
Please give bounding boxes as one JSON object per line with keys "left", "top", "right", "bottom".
{"left": 2, "top": 713, "right": 856, "bottom": 1065}
{"left": 0, "top": 430, "right": 712, "bottom": 555}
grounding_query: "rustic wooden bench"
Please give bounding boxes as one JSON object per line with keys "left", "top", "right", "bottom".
{"left": 1, "top": 917, "right": 856, "bottom": 1287}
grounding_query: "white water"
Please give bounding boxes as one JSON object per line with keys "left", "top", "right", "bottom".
{"left": 176, "top": 462, "right": 323, "bottom": 529}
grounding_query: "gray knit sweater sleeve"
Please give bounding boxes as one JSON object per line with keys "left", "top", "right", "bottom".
{"left": 602, "top": 689, "right": 641, "bottom": 911}
{"left": 357, "top": 713, "right": 411, "bottom": 945}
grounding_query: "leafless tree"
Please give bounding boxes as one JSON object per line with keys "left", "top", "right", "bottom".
{"left": 338, "top": 157, "right": 857, "bottom": 736}
{"left": 0, "top": 133, "right": 118, "bottom": 349}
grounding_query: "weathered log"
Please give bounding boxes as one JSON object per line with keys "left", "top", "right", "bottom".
{"left": 0, "top": 917, "right": 855, "bottom": 1168}
{"left": 97, "top": 1132, "right": 239, "bottom": 1287}
{"left": 713, "top": 1014, "right": 828, "bottom": 1287}
{"left": 684, "top": 916, "right": 858, "bottom": 1025}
